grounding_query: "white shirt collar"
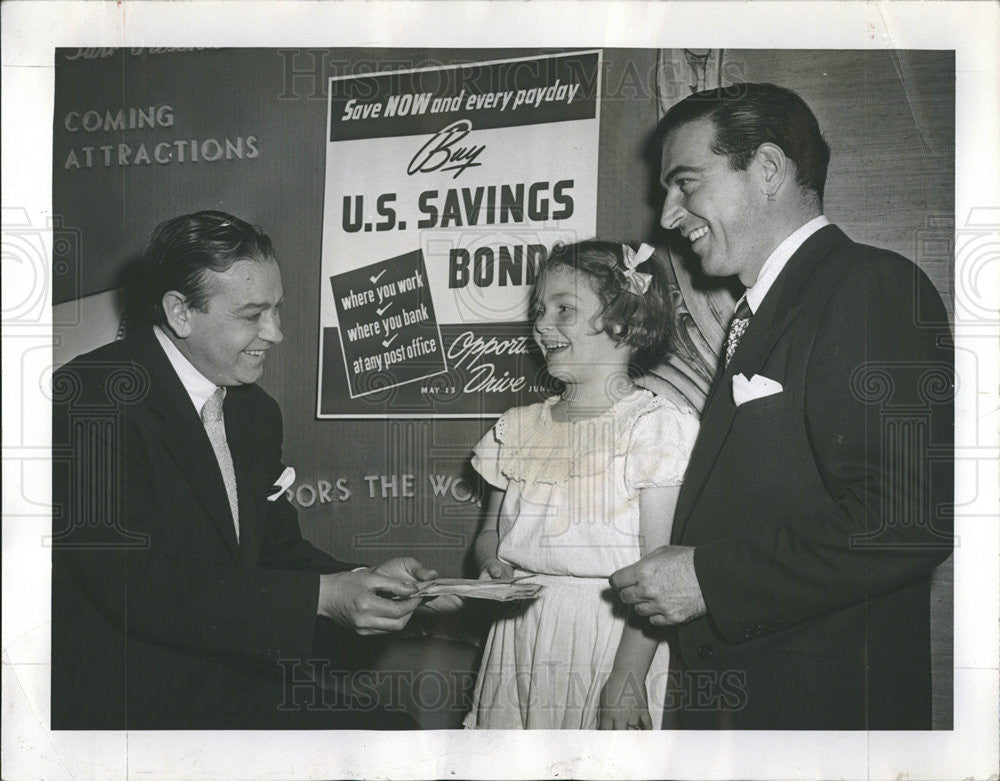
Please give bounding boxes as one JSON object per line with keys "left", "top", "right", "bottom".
{"left": 739, "top": 215, "right": 830, "bottom": 315}
{"left": 153, "top": 325, "right": 220, "bottom": 416}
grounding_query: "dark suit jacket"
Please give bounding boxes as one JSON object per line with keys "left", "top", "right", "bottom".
{"left": 670, "top": 225, "right": 953, "bottom": 730}
{"left": 51, "top": 326, "right": 356, "bottom": 729}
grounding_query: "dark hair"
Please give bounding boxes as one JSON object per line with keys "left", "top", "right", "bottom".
{"left": 141, "top": 210, "right": 275, "bottom": 326}
{"left": 529, "top": 240, "right": 673, "bottom": 366}
{"left": 657, "top": 82, "right": 830, "bottom": 205}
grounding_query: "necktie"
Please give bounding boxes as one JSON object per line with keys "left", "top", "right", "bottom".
{"left": 201, "top": 387, "right": 239, "bottom": 541}
{"left": 724, "top": 298, "right": 753, "bottom": 367}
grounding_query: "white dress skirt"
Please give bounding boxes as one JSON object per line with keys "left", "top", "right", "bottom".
{"left": 464, "top": 389, "right": 699, "bottom": 729}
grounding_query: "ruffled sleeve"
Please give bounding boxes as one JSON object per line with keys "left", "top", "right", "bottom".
{"left": 471, "top": 410, "right": 511, "bottom": 489}
{"left": 624, "top": 398, "right": 700, "bottom": 493}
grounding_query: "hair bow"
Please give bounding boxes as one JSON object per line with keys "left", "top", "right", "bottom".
{"left": 621, "top": 243, "right": 655, "bottom": 295}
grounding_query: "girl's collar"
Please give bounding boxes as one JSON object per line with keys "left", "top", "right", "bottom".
{"left": 545, "top": 385, "right": 646, "bottom": 423}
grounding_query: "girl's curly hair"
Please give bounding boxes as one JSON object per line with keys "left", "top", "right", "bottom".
{"left": 529, "top": 240, "right": 674, "bottom": 369}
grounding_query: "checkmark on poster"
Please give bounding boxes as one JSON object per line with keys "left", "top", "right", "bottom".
{"left": 329, "top": 250, "right": 448, "bottom": 401}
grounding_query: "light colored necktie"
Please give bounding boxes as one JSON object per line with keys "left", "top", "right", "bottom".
{"left": 201, "top": 387, "right": 239, "bottom": 541}
{"left": 724, "top": 298, "right": 753, "bottom": 367}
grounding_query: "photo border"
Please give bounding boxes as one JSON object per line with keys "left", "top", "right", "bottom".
{"left": 2, "top": 2, "right": 997, "bottom": 779}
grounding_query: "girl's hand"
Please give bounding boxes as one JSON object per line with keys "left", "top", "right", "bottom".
{"left": 478, "top": 559, "right": 514, "bottom": 580}
{"left": 598, "top": 671, "right": 652, "bottom": 730}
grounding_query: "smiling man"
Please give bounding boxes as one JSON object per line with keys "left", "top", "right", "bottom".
{"left": 610, "top": 84, "right": 954, "bottom": 729}
{"left": 52, "top": 210, "right": 436, "bottom": 729}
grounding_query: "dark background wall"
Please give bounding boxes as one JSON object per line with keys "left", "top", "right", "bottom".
{"left": 53, "top": 47, "right": 954, "bottom": 726}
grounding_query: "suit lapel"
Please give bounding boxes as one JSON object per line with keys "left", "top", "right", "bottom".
{"left": 674, "top": 225, "right": 851, "bottom": 537}
{"left": 128, "top": 328, "right": 240, "bottom": 559}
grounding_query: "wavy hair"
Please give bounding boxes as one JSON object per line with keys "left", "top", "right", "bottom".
{"left": 141, "top": 210, "right": 275, "bottom": 326}
{"left": 530, "top": 240, "right": 673, "bottom": 369}
{"left": 656, "top": 82, "right": 831, "bottom": 207}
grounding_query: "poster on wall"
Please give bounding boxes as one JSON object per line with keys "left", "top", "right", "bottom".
{"left": 317, "top": 50, "right": 602, "bottom": 418}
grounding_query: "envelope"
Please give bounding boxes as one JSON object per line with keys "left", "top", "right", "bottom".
{"left": 268, "top": 466, "right": 296, "bottom": 501}
{"left": 732, "top": 373, "right": 783, "bottom": 406}
{"left": 408, "top": 576, "right": 544, "bottom": 602}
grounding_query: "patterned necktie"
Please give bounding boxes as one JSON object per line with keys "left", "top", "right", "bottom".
{"left": 201, "top": 387, "right": 239, "bottom": 541}
{"left": 724, "top": 298, "right": 753, "bottom": 367}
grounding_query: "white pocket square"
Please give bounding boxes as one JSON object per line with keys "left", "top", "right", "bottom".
{"left": 268, "top": 466, "right": 296, "bottom": 501}
{"left": 732, "top": 373, "right": 783, "bottom": 407}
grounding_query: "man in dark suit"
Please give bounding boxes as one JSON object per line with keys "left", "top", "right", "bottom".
{"left": 52, "top": 210, "right": 436, "bottom": 729}
{"left": 611, "top": 84, "right": 953, "bottom": 729}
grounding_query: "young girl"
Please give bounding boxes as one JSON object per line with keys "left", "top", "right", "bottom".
{"left": 464, "top": 240, "right": 700, "bottom": 730}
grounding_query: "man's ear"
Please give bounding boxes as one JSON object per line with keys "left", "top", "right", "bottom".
{"left": 753, "top": 142, "right": 788, "bottom": 200}
{"left": 162, "top": 290, "right": 194, "bottom": 337}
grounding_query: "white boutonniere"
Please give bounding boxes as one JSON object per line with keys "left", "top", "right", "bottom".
{"left": 268, "top": 466, "right": 296, "bottom": 501}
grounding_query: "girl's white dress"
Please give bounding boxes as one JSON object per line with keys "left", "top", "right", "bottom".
{"left": 465, "top": 388, "right": 700, "bottom": 729}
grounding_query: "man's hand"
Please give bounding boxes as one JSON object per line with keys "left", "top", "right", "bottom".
{"left": 371, "top": 556, "right": 467, "bottom": 614}
{"left": 317, "top": 569, "right": 422, "bottom": 635}
{"left": 610, "top": 545, "right": 707, "bottom": 626}
{"left": 371, "top": 556, "right": 438, "bottom": 584}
